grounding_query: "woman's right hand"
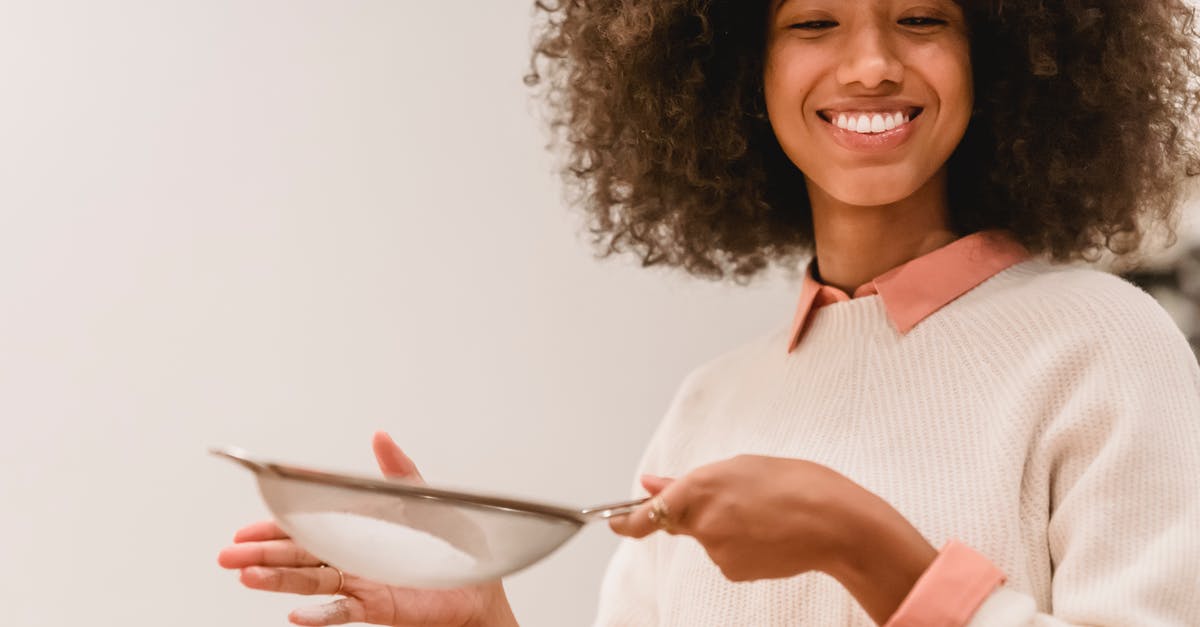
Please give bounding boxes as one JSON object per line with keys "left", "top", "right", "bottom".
{"left": 217, "top": 431, "right": 518, "bottom": 627}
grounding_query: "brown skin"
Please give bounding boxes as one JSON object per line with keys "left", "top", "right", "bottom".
{"left": 808, "top": 164, "right": 957, "bottom": 292}
{"left": 765, "top": 0, "right": 971, "bottom": 289}
{"left": 609, "top": 457, "right": 938, "bottom": 624}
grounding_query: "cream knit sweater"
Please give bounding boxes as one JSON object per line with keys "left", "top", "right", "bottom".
{"left": 592, "top": 259, "right": 1200, "bottom": 626}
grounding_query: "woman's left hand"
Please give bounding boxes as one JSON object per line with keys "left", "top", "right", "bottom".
{"left": 608, "top": 454, "right": 938, "bottom": 623}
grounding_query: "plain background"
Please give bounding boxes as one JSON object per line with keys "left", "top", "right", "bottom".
{"left": 0, "top": 2, "right": 798, "bottom": 625}
{"left": 2, "top": 2, "right": 1196, "bottom": 627}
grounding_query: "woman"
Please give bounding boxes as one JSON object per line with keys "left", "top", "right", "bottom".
{"left": 218, "top": 0, "right": 1200, "bottom": 624}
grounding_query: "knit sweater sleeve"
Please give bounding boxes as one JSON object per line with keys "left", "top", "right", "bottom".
{"left": 966, "top": 290, "right": 1200, "bottom": 626}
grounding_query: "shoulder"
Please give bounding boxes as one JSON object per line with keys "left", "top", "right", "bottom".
{"left": 633, "top": 326, "right": 789, "bottom": 474}
{"left": 647, "top": 325, "right": 789, "bottom": 436}
{"left": 938, "top": 259, "right": 1200, "bottom": 397}
{"left": 962, "top": 259, "right": 1188, "bottom": 350}
{"left": 977, "top": 259, "right": 1155, "bottom": 309}
{"left": 672, "top": 325, "right": 791, "bottom": 396}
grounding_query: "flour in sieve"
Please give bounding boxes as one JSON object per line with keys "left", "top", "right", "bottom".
{"left": 286, "top": 511, "right": 481, "bottom": 584}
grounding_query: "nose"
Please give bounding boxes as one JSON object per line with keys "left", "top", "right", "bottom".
{"left": 835, "top": 23, "right": 904, "bottom": 89}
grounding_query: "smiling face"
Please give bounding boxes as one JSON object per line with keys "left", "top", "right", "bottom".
{"left": 764, "top": 0, "right": 973, "bottom": 208}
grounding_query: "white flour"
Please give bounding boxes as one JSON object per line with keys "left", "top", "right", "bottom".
{"left": 286, "top": 511, "right": 482, "bottom": 586}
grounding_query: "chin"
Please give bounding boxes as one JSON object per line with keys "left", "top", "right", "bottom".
{"left": 823, "top": 176, "right": 922, "bottom": 208}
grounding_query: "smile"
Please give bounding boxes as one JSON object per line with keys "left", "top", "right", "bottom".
{"left": 818, "top": 108, "right": 924, "bottom": 135}
{"left": 816, "top": 107, "right": 925, "bottom": 153}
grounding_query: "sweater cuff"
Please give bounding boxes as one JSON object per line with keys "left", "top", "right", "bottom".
{"left": 882, "top": 540, "right": 1006, "bottom": 627}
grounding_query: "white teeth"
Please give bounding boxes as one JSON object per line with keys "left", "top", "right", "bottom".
{"left": 828, "top": 110, "right": 914, "bottom": 134}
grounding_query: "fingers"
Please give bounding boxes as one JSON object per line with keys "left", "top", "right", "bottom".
{"left": 289, "top": 598, "right": 367, "bottom": 626}
{"left": 218, "top": 539, "right": 323, "bottom": 569}
{"left": 610, "top": 478, "right": 685, "bottom": 539}
{"left": 239, "top": 565, "right": 345, "bottom": 596}
{"left": 372, "top": 430, "right": 424, "bottom": 482}
{"left": 608, "top": 500, "right": 660, "bottom": 538}
{"left": 640, "top": 474, "right": 674, "bottom": 495}
{"left": 233, "top": 519, "right": 289, "bottom": 543}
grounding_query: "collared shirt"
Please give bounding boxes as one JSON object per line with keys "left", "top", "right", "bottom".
{"left": 785, "top": 229, "right": 1031, "bottom": 625}
{"left": 595, "top": 227, "right": 1200, "bottom": 626}
{"left": 787, "top": 229, "right": 1031, "bottom": 353}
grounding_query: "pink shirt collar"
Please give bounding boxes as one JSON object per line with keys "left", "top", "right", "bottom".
{"left": 786, "top": 230, "right": 1031, "bottom": 353}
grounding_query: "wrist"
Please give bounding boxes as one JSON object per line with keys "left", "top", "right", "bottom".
{"left": 825, "top": 495, "right": 937, "bottom": 624}
{"left": 463, "top": 582, "right": 518, "bottom": 627}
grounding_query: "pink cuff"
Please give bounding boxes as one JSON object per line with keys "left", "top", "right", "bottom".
{"left": 882, "top": 540, "right": 1006, "bottom": 627}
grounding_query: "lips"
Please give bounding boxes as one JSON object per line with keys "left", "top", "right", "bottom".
{"left": 816, "top": 107, "right": 925, "bottom": 153}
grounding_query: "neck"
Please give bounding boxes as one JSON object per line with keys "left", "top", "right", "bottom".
{"left": 807, "top": 169, "right": 957, "bottom": 294}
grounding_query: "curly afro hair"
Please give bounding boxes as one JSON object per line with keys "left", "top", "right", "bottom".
{"left": 525, "top": 0, "right": 1200, "bottom": 282}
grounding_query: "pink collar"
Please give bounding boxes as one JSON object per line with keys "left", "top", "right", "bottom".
{"left": 786, "top": 230, "right": 1031, "bottom": 353}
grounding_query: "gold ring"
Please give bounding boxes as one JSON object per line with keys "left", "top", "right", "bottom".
{"left": 320, "top": 563, "right": 345, "bottom": 595}
{"left": 647, "top": 496, "right": 673, "bottom": 531}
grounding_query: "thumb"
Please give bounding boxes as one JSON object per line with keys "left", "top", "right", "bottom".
{"left": 639, "top": 474, "right": 674, "bottom": 495}
{"left": 372, "top": 430, "right": 424, "bottom": 482}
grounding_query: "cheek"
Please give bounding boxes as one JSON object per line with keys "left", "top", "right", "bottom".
{"left": 939, "top": 71, "right": 974, "bottom": 151}
{"left": 762, "top": 73, "right": 794, "bottom": 132}
{"left": 763, "top": 49, "right": 821, "bottom": 134}
{"left": 941, "top": 67, "right": 973, "bottom": 121}
{"left": 918, "top": 45, "right": 973, "bottom": 124}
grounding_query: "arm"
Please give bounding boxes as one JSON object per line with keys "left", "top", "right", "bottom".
{"left": 610, "top": 316, "right": 1200, "bottom": 626}
{"left": 892, "top": 305, "right": 1200, "bottom": 626}
{"left": 611, "top": 456, "right": 944, "bottom": 622}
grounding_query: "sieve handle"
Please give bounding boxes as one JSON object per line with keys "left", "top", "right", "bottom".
{"left": 579, "top": 496, "right": 651, "bottom": 520}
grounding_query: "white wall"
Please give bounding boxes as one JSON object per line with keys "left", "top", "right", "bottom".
{"left": 0, "top": 2, "right": 797, "bottom": 626}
